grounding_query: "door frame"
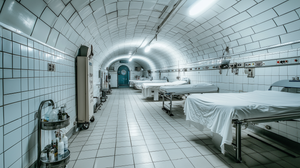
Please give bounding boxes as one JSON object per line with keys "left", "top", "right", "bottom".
{"left": 117, "top": 65, "right": 130, "bottom": 87}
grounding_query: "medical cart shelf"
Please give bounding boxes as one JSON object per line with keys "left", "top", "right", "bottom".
{"left": 36, "top": 99, "right": 71, "bottom": 168}
{"left": 41, "top": 117, "right": 70, "bottom": 130}
{"left": 40, "top": 149, "right": 70, "bottom": 168}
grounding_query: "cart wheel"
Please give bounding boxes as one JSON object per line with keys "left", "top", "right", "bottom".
{"left": 90, "top": 116, "right": 95, "bottom": 122}
{"left": 82, "top": 123, "right": 90, "bottom": 130}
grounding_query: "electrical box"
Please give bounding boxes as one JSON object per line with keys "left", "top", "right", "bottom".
{"left": 237, "top": 62, "right": 244, "bottom": 68}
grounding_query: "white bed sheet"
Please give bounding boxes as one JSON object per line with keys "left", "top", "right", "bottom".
{"left": 134, "top": 80, "right": 167, "bottom": 89}
{"left": 129, "top": 79, "right": 150, "bottom": 85}
{"left": 142, "top": 81, "right": 188, "bottom": 89}
{"left": 142, "top": 81, "right": 188, "bottom": 100}
{"left": 184, "top": 90, "right": 300, "bottom": 153}
{"left": 160, "top": 82, "right": 218, "bottom": 95}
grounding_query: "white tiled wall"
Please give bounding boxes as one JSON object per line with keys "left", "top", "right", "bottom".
{"left": 153, "top": 46, "right": 300, "bottom": 144}
{"left": 0, "top": 26, "right": 76, "bottom": 168}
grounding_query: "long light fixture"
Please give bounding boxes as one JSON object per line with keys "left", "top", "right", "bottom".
{"left": 128, "top": 0, "right": 182, "bottom": 61}
{"left": 189, "top": 0, "right": 217, "bottom": 16}
{"left": 129, "top": 57, "right": 133, "bottom": 62}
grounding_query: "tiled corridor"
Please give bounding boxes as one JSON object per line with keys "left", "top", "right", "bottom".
{"left": 67, "top": 89, "right": 300, "bottom": 168}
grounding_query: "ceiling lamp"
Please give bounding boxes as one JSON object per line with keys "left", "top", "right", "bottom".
{"left": 189, "top": 0, "right": 217, "bottom": 16}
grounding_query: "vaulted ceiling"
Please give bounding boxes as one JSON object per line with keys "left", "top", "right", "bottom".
{"left": 0, "top": 0, "right": 299, "bottom": 70}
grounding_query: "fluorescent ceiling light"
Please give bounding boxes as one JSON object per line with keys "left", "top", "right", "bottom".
{"left": 145, "top": 46, "right": 151, "bottom": 53}
{"left": 189, "top": 0, "right": 217, "bottom": 16}
{"left": 129, "top": 57, "right": 133, "bottom": 62}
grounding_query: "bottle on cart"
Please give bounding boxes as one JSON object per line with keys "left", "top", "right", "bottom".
{"left": 49, "top": 149, "right": 55, "bottom": 161}
{"left": 62, "top": 134, "right": 68, "bottom": 152}
{"left": 55, "top": 138, "right": 58, "bottom": 159}
{"left": 49, "top": 105, "right": 59, "bottom": 122}
{"left": 44, "top": 107, "right": 52, "bottom": 122}
{"left": 58, "top": 137, "right": 64, "bottom": 159}
{"left": 51, "top": 140, "right": 54, "bottom": 147}
{"left": 58, "top": 109, "right": 62, "bottom": 120}
{"left": 62, "top": 107, "right": 67, "bottom": 120}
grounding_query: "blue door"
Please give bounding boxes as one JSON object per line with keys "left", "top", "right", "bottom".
{"left": 118, "top": 65, "right": 130, "bottom": 88}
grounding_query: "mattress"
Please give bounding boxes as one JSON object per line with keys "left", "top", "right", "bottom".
{"left": 184, "top": 90, "right": 300, "bottom": 153}
{"left": 160, "top": 82, "right": 218, "bottom": 95}
{"left": 129, "top": 79, "right": 150, "bottom": 85}
{"left": 142, "top": 81, "right": 188, "bottom": 90}
{"left": 134, "top": 80, "right": 167, "bottom": 89}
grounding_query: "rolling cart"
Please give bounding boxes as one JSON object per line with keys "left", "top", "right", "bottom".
{"left": 37, "top": 100, "right": 71, "bottom": 168}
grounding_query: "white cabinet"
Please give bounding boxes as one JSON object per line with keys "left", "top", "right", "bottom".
{"left": 76, "top": 56, "right": 94, "bottom": 127}
{"left": 110, "top": 72, "right": 117, "bottom": 87}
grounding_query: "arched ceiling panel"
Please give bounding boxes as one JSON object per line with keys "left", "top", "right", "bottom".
{"left": 0, "top": 0, "right": 300, "bottom": 70}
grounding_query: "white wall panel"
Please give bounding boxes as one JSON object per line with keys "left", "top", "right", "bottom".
{"left": 251, "top": 26, "right": 286, "bottom": 41}
{"left": 274, "top": 0, "right": 300, "bottom": 15}
{"left": 280, "top": 30, "right": 300, "bottom": 43}
{"left": 41, "top": 7, "right": 57, "bottom": 27}
{"left": 217, "top": 7, "right": 238, "bottom": 21}
{"left": 259, "top": 36, "right": 280, "bottom": 47}
{"left": 274, "top": 11, "right": 299, "bottom": 25}
{"left": 0, "top": 0, "right": 36, "bottom": 35}
{"left": 31, "top": 20, "right": 51, "bottom": 43}
{"left": 79, "top": 5, "right": 93, "bottom": 19}
{"left": 47, "top": 29, "right": 59, "bottom": 47}
{"left": 71, "top": 0, "right": 89, "bottom": 11}
{"left": 247, "top": 0, "right": 285, "bottom": 16}
{"left": 21, "top": 0, "right": 46, "bottom": 17}
{"left": 61, "top": 3, "right": 75, "bottom": 20}
{"left": 285, "top": 20, "right": 300, "bottom": 33}
{"left": 233, "top": 0, "right": 256, "bottom": 12}
{"left": 54, "top": 15, "right": 67, "bottom": 32}
{"left": 47, "top": 0, "right": 65, "bottom": 16}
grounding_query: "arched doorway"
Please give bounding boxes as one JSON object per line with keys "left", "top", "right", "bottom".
{"left": 118, "top": 65, "right": 130, "bottom": 88}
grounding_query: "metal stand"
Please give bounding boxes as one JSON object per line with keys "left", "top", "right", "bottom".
{"left": 93, "top": 97, "right": 101, "bottom": 112}
{"left": 233, "top": 120, "right": 242, "bottom": 163}
{"left": 162, "top": 92, "right": 174, "bottom": 116}
{"left": 226, "top": 114, "right": 300, "bottom": 163}
{"left": 36, "top": 99, "right": 71, "bottom": 168}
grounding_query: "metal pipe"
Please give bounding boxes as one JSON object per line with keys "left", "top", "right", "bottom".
{"left": 240, "top": 114, "right": 300, "bottom": 123}
{"left": 235, "top": 121, "right": 242, "bottom": 163}
{"left": 169, "top": 93, "right": 173, "bottom": 116}
{"left": 37, "top": 99, "right": 54, "bottom": 168}
{"left": 162, "top": 92, "right": 165, "bottom": 109}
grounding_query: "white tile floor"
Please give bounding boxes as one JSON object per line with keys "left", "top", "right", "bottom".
{"left": 67, "top": 89, "right": 300, "bottom": 168}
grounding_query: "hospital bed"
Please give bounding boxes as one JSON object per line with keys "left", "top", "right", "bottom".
{"left": 184, "top": 80, "right": 300, "bottom": 162}
{"left": 133, "top": 80, "right": 168, "bottom": 89}
{"left": 142, "top": 78, "right": 190, "bottom": 101}
{"left": 129, "top": 79, "right": 149, "bottom": 87}
{"left": 160, "top": 83, "right": 219, "bottom": 116}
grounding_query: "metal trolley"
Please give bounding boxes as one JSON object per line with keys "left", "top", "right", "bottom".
{"left": 36, "top": 100, "right": 71, "bottom": 168}
{"left": 161, "top": 88, "right": 219, "bottom": 116}
{"left": 161, "top": 92, "right": 176, "bottom": 116}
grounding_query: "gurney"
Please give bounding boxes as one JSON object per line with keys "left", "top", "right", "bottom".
{"left": 184, "top": 80, "right": 300, "bottom": 162}
{"left": 160, "top": 82, "right": 219, "bottom": 116}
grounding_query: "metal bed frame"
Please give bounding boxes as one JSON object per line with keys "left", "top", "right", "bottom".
{"left": 161, "top": 88, "right": 219, "bottom": 116}
{"left": 225, "top": 80, "right": 300, "bottom": 162}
